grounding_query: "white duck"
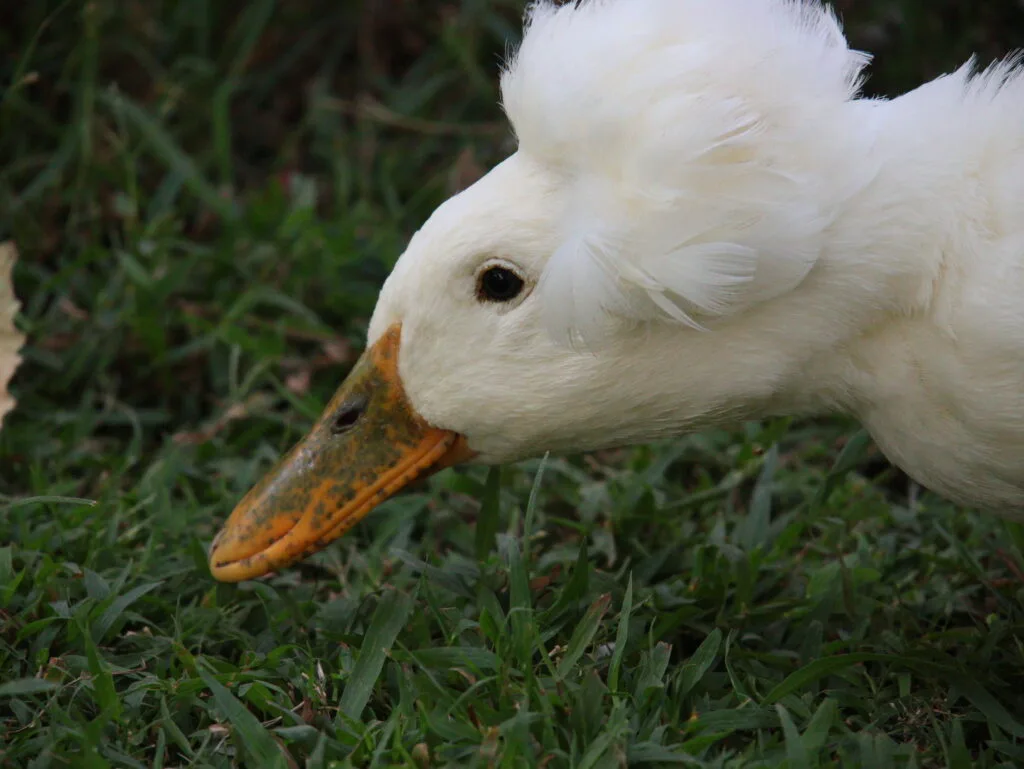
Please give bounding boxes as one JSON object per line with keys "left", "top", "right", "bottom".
{"left": 210, "top": 0, "right": 1024, "bottom": 582}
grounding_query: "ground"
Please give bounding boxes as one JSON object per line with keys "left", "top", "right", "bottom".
{"left": 3, "top": 1, "right": 1024, "bottom": 767}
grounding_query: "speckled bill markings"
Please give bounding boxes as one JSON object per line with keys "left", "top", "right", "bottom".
{"left": 208, "top": 324, "right": 473, "bottom": 582}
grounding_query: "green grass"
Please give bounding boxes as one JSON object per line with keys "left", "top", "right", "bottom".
{"left": 4, "top": 1, "right": 1024, "bottom": 766}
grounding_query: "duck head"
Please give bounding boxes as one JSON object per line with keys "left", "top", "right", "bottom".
{"left": 207, "top": 155, "right": 655, "bottom": 582}
{"left": 209, "top": 0, "right": 874, "bottom": 581}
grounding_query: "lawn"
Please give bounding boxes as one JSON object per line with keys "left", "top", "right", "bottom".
{"left": 3, "top": 1, "right": 1024, "bottom": 767}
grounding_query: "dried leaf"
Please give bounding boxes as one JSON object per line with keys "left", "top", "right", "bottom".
{"left": 285, "top": 368, "right": 311, "bottom": 396}
{"left": 0, "top": 242, "right": 25, "bottom": 430}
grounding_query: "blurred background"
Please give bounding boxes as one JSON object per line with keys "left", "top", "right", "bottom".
{"left": 3, "top": 1, "right": 1024, "bottom": 766}
{"left": 4, "top": 0, "right": 1024, "bottom": 457}
{"left": 3, "top": 0, "right": 1024, "bottom": 462}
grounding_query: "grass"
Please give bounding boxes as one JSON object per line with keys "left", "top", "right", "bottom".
{"left": 3, "top": 1, "right": 1024, "bottom": 766}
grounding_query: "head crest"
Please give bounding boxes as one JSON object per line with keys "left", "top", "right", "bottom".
{"left": 500, "top": 0, "right": 871, "bottom": 344}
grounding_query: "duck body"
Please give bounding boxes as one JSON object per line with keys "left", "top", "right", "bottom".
{"left": 803, "top": 84, "right": 1024, "bottom": 511}
{"left": 211, "top": 0, "right": 1024, "bottom": 581}
{"left": 747, "top": 86, "right": 1024, "bottom": 512}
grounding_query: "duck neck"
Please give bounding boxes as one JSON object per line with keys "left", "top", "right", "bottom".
{"left": 756, "top": 98, "right": 964, "bottom": 424}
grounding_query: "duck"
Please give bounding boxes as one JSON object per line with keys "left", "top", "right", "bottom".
{"left": 0, "top": 242, "right": 23, "bottom": 432}
{"left": 209, "top": 0, "right": 1024, "bottom": 582}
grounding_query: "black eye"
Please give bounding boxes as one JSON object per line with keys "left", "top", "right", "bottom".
{"left": 477, "top": 266, "right": 525, "bottom": 303}
{"left": 331, "top": 395, "right": 367, "bottom": 435}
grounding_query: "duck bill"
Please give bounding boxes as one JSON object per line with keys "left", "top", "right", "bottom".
{"left": 208, "top": 324, "right": 474, "bottom": 582}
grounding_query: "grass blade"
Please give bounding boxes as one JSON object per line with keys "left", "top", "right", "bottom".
{"left": 814, "top": 429, "right": 873, "bottom": 509}
{"left": 607, "top": 575, "right": 633, "bottom": 693}
{"left": 502, "top": 534, "right": 534, "bottom": 668}
{"left": 80, "top": 620, "right": 121, "bottom": 722}
{"left": 475, "top": 466, "right": 501, "bottom": 561}
{"left": 739, "top": 444, "right": 777, "bottom": 551}
{"left": 776, "top": 704, "right": 811, "bottom": 769}
{"left": 522, "top": 452, "right": 549, "bottom": 561}
{"left": 198, "top": 666, "right": 287, "bottom": 769}
{"left": 545, "top": 540, "right": 590, "bottom": 620}
{"left": 677, "top": 627, "right": 722, "bottom": 699}
{"left": 339, "top": 587, "right": 415, "bottom": 721}
{"left": 556, "top": 593, "right": 612, "bottom": 681}
{"left": 0, "top": 679, "right": 58, "bottom": 697}
{"left": 92, "top": 580, "right": 163, "bottom": 642}
{"left": 802, "top": 697, "right": 837, "bottom": 756}
{"left": 762, "top": 652, "right": 880, "bottom": 705}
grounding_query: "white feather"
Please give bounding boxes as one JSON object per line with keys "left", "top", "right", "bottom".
{"left": 501, "top": 0, "right": 871, "bottom": 343}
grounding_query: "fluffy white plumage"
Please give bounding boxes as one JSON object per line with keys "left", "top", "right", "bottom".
{"left": 367, "top": 0, "right": 1024, "bottom": 512}
{"left": 501, "top": 0, "right": 872, "bottom": 342}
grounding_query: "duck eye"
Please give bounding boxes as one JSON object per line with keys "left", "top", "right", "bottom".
{"left": 477, "top": 266, "right": 525, "bottom": 303}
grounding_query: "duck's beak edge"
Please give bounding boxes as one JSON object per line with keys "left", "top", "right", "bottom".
{"left": 207, "top": 323, "right": 474, "bottom": 582}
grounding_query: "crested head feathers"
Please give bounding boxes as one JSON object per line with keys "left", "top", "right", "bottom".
{"left": 499, "top": 0, "right": 873, "bottom": 344}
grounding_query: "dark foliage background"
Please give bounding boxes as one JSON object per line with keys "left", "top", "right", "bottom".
{"left": 2, "top": 2, "right": 1024, "bottom": 767}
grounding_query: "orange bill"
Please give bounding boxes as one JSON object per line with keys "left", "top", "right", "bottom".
{"left": 208, "top": 324, "right": 474, "bottom": 582}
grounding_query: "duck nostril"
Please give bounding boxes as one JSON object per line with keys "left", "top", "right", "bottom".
{"left": 331, "top": 395, "right": 368, "bottom": 435}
